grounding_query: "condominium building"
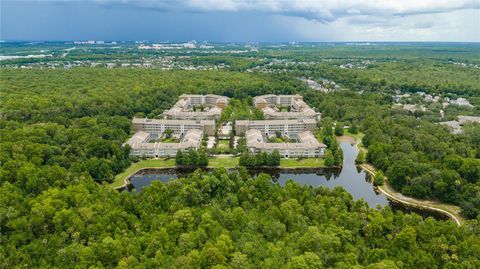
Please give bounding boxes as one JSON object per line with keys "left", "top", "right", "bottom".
{"left": 162, "top": 94, "right": 229, "bottom": 120}
{"left": 261, "top": 106, "right": 320, "bottom": 120}
{"left": 458, "top": 115, "right": 480, "bottom": 124}
{"left": 245, "top": 129, "right": 326, "bottom": 157}
{"left": 128, "top": 129, "right": 203, "bottom": 157}
{"left": 253, "top": 94, "right": 321, "bottom": 120}
{"left": 180, "top": 94, "right": 229, "bottom": 108}
{"left": 132, "top": 117, "right": 215, "bottom": 136}
{"left": 254, "top": 94, "right": 303, "bottom": 108}
{"left": 162, "top": 106, "right": 223, "bottom": 120}
{"left": 235, "top": 119, "right": 317, "bottom": 137}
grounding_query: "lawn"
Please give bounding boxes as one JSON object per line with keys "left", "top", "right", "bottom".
{"left": 280, "top": 158, "right": 325, "bottom": 168}
{"left": 162, "top": 137, "right": 180, "bottom": 143}
{"left": 208, "top": 156, "right": 240, "bottom": 168}
{"left": 214, "top": 140, "right": 232, "bottom": 154}
{"left": 109, "top": 158, "right": 176, "bottom": 188}
{"left": 267, "top": 136, "right": 294, "bottom": 143}
{"left": 217, "top": 140, "right": 230, "bottom": 148}
{"left": 343, "top": 130, "right": 365, "bottom": 142}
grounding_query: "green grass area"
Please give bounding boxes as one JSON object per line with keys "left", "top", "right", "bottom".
{"left": 280, "top": 158, "right": 325, "bottom": 168}
{"left": 215, "top": 140, "right": 232, "bottom": 154}
{"left": 217, "top": 140, "right": 230, "bottom": 148}
{"left": 267, "top": 136, "right": 295, "bottom": 143}
{"left": 343, "top": 130, "right": 365, "bottom": 142}
{"left": 109, "top": 158, "right": 176, "bottom": 188}
{"left": 208, "top": 156, "right": 240, "bottom": 168}
{"left": 267, "top": 137, "right": 284, "bottom": 143}
{"left": 162, "top": 137, "right": 180, "bottom": 143}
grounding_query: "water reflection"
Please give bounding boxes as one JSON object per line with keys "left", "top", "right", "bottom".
{"left": 130, "top": 142, "right": 388, "bottom": 207}
{"left": 128, "top": 142, "right": 449, "bottom": 220}
{"left": 247, "top": 142, "right": 389, "bottom": 208}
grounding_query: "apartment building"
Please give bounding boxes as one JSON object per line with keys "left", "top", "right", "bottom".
{"left": 245, "top": 129, "right": 326, "bottom": 157}
{"left": 235, "top": 119, "right": 317, "bottom": 137}
{"left": 253, "top": 94, "right": 321, "bottom": 120}
{"left": 128, "top": 129, "right": 203, "bottom": 157}
{"left": 254, "top": 94, "right": 302, "bottom": 108}
{"left": 163, "top": 106, "right": 223, "bottom": 120}
{"left": 163, "top": 94, "right": 229, "bottom": 120}
{"left": 132, "top": 117, "right": 215, "bottom": 136}
{"left": 180, "top": 94, "right": 229, "bottom": 108}
{"left": 261, "top": 106, "right": 320, "bottom": 120}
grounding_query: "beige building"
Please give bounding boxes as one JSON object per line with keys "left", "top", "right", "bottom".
{"left": 132, "top": 117, "right": 215, "bottom": 136}
{"left": 126, "top": 94, "right": 229, "bottom": 157}
{"left": 253, "top": 94, "right": 321, "bottom": 120}
{"left": 236, "top": 119, "right": 317, "bottom": 137}
{"left": 254, "top": 94, "right": 303, "bottom": 108}
{"left": 128, "top": 129, "right": 203, "bottom": 157}
{"left": 458, "top": 115, "right": 480, "bottom": 124}
{"left": 440, "top": 115, "right": 480, "bottom": 134}
{"left": 245, "top": 129, "right": 326, "bottom": 157}
{"left": 163, "top": 94, "right": 229, "bottom": 120}
{"left": 180, "top": 94, "right": 229, "bottom": 108}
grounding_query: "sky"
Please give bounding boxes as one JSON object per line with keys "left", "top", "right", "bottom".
{"left": 1, "top": 0, "right": 479, "bottom": 42}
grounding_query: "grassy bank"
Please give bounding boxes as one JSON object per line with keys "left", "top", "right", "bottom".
{"left": 108, "top": 158, "right": 176, "bottom": 188}
{"left": 280, "top": 158, "right": 325, "bottom": 168}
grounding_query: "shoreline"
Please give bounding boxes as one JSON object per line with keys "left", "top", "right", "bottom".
{"left": 108, "top": 156, "right": 328, "bottom": 189}
{"left": 112, "top": 134, "right": 466, "bottom": 226}
{"left": 112, "top": 165, "right": 339, "bottom": 190}
{"left": 360, "top": 164, "right": 464, "bottom": 226}
{"left": 339, "top": 134, "right": 465, "bottom": 226}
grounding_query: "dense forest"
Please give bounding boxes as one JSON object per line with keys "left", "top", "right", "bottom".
{"left": 304, "top": 91, "right": 480, "bottom": 218}
{"left": 1, "top": 43, "right": 480, "bottom": 267}
{"left": 3, "top": 168, "right": 480, "bottom": 268}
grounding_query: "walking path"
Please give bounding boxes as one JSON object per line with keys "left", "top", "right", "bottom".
{"left": 360, "top": 164, "right": 464, "bottom": 226}
{"left": 337, "top": 134, "right": 465, "bottom": 226}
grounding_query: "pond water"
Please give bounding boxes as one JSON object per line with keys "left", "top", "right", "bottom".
{"left": 128, "top": 142, "right": 449, "bottom": 220}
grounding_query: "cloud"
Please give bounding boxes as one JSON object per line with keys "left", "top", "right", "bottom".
{"left": 6, "top": 0, "right": 478, "bottom": 42}
{"left": 85, "top": 0, "right": 480, "bottom": 23}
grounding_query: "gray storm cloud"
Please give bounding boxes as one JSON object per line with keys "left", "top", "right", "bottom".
{"left": 89, "top": 0, "right": 480, "bottom": 23}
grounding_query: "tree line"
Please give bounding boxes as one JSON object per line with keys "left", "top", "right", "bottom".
{"left": 239, "top": 150, "right": 281, "bottom": 167}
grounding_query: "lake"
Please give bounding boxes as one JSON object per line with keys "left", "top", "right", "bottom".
{"left": 128, "top": 141, "right": 449, "bottom": 220}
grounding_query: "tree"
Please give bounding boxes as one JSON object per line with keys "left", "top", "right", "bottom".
{"left": 349, "top": 122, "right": 359, "bottom": 134}
{"left": 374, "top": 170, "right": 385, "bottom": 186}
{"left": 334, "top": 122, "right": 344, "bottom": 136}
{"left": 271, "top": 150, "right": 281, "bottom": 166}
{"left": 229, "top": 131, "right": 235, "bottom": 149}
{"left": 198, "top": 150, "right": 209, "bottom": 167}
{"left": 176, "top": 150, "right": 185, "bottom": 165}
{"left": 459, "top": 158, "right": 480, "bottom": 183}
{"left": 324, "top": 150, "right": 335, "bottom": 167}
{"left": 356, "top": 150, "right": 366, "bottom": 164}
{"left": 321, "top": 118, "right": 334, "bottom": 137}
{"left": 164, "top": 128, "right": 174, "bottom": 139}
{"left": 333, "top": 147, "right": 343, "bottom": 166}
{"left": 286, "top": 252, "right": 323, "bottom": 269}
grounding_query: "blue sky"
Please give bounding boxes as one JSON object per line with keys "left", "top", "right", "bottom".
{"left": 1, "top": 0, "right": 479, "bottom": 42}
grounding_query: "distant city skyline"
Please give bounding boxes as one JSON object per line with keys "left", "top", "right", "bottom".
{"left": 1, "top": 0, "right": 479, "bottom": 42}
